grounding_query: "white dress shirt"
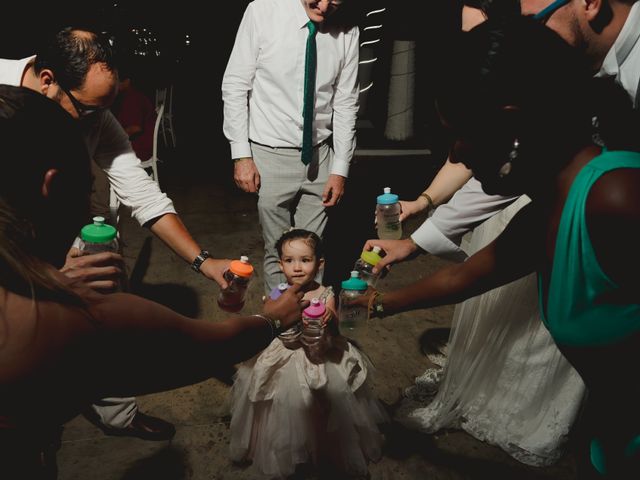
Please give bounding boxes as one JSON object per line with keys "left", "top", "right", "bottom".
{"left": 0, "top": 56, "right": 175, "bottom": 226}
{"left": 411, "top": 6, "right": 640, "bottom": 259}
{"left": 222, "top": 0, "right": 360, "bottom": 177}
{"left": 595, "top": 0, "right": 640, "bottom": 107}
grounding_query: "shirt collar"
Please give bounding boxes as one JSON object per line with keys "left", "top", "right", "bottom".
{"left": 292, "top": 0, "right": 313, "bottom": 29}
{"left": 596, "top": 1, "right": 640, "bottom": 78}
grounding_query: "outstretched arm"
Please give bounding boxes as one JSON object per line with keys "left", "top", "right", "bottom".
{"left": 147, "top": 213, "right": 232, "bottom": 288}
{"left": 86, "top": 283, "right": 308, "bottom": 397}
{"left": 364, "top": 203, "right": 543, "bottom": 315}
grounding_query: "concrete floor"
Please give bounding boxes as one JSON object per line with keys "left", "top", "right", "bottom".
{"left": 57, "top": 156, "right": 578, "bottom": 480}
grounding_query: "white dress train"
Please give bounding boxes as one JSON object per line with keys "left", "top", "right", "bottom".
{"left": 396, "top": 196, "right": 587, "bottom": 466}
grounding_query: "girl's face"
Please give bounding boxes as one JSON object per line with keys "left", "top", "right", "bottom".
{"left": 278, "top": 238, "right": 323, "bottom": 286}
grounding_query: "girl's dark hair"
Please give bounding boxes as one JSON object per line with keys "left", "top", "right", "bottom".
{"left": 275, "top": 229, "right": 324, "bottom": 259}
{"left": 34, "top": 27, "right": 117, "bottom": 91}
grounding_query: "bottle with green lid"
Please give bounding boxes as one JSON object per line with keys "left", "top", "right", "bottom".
{"left": 78, "top": 216, "right": 124, "bottom": 291}
{"left": 218, "top": 256, "right": 254, "bottom": 313}
{"left": 376, "top": 187, "right": 402, "bottom": 240}
{"left": 338, "top": 271, "right": 369, "bottom": 338}
{"left": 353, "top": 246, "right": 382, "bottom": 287}
{"left": 79, "top": 216, "right": 119, "bottom": 254}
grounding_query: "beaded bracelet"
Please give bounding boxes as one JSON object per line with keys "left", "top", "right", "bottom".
{"left": 367, "top": 291, "right": 385, "bottom": 319}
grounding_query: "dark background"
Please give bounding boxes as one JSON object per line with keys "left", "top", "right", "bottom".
{"left": 1, "top": 0, "right": 461, "bottom": 288}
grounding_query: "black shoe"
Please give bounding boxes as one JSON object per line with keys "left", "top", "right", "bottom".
{"left": 101, "top": 412, "right": 176, "bottom": 441}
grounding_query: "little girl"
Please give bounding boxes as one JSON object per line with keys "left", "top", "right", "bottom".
{"left": 229, "top": 229, "right": 387, "bottom": 478}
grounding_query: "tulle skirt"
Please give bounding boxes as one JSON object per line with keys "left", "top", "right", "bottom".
{"left": 229, "top": 336, "right": 387, "bottom": 478}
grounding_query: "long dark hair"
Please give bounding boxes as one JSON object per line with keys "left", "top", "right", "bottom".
{"left": 0, "top": 85, "right": 91, "bottom": 306}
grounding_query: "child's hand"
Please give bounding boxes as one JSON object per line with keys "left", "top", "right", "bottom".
{"left": 322, "top": 309, "right": 334, "bottom": 327}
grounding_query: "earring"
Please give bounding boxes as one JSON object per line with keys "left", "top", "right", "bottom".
{"left": 499, "top": 138, "right": 519, "bottom": 177}
{"left": 591, "top": 115, "right": 605, "bottom": 147}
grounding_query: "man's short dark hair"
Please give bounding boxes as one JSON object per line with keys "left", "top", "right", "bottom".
{"left": 34, "top": 27, "right": 116, "bottom": 91}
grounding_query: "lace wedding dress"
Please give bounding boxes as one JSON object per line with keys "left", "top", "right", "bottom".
{"left": 397, "top": 196, "right": 587, "bottom": 466}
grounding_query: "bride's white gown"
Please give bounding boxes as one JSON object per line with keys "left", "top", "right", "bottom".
{"left": 397, "top": 196, "right": 587, "bottom": 466}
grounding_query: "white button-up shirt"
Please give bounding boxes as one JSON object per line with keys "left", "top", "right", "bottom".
{"left": 0, "top": 56, "right": 175, "bottom": 226}
{"left": 411, "top": 5, "right": 640, "bottom": 260}
{"left": 222, "top": 0, "right": 360, "bottom": 177}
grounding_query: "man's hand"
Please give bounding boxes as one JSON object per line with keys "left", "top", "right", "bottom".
{"left": 363, "top": 238, "right": 420, "bottom": 273}
{"left": 262, "top": 284, "right": 310, "bottom": 330}
{"left": 322, "top": 174, "right": 346, "bottom": 207}
{"left": 234, "top": 158, "right": 260, "bottom": 193}
{"left": 199, "top": 258, "right": 232, "bottom": 289}
{"left": 60, "top": 247, "right": 124, "bottom": 293}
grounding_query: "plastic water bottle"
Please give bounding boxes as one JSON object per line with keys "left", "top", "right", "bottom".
{"left": 78, "top": 216, "right": 118, "bottom": 254}
{"left": 218, "top": 256, "right": 254, "bottom": 313}
{"left": 338, "top": 271, "right": 369, "bottom": 340}
{"left": 353, "top": 246, "right": 382, "bottom": 287}
{"left": 376, "top": 187, "right": 402, "bottom": 240}
{"left": 301, "top": 298, "right": 327, "bottom": 362}
{"left": 78, "top": 216, "right": 124, "bottom": 291}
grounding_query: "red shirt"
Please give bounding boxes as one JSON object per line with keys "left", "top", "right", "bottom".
{"left": 111, "top": 86, "right": 156, "bottom": 161}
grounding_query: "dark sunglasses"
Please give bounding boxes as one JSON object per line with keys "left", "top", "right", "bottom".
{"left": 60, "top": 85, "right": 103, "bottom": 118}
{"left": 533, "top": 0, "right": 570, "bottom": 23}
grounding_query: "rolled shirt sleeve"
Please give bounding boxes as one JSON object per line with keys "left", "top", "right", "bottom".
{"left": 89, "top": 110, "right": 176, "bottom": 226}
{"left": 411, "top": 177, "right": 519, "bottom": 261}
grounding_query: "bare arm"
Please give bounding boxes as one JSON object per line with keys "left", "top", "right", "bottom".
{"left": 87, "top": 284, "right": 307, "bottom": 397}
{"left": 400, "top": 158, "right": 473, "bottom": 221}
{"left": 148, "top": 213, "right": 231, "bottom": 288}
{"left": 586, "top": 169, "right": 640, "bottom": 303}
{"left": 369, "top": 204, "right": 543, "bottom": 314}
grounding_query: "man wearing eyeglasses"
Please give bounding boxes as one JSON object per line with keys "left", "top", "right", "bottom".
{"left": 0, "top": 27, "right": 233, "bottom": 441}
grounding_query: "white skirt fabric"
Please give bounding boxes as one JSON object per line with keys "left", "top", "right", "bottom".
{"left": 229, "top": 336, "right": 388, "bottom": 478}
{"left": 397, "top": 196, "right": 587, "bottom": 466}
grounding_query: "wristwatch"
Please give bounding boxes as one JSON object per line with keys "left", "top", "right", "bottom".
{"left": 191, "top": 250, "right": 211, "bottom": 273}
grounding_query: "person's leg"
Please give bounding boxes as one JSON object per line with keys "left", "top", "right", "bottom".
{"left": 253, "top": 144, "right": 305, "bottom": 293}
{"left": 86, "top": 398, "right": 176, "bottom": 441}
{"left": 294, "top": 144, "right": 331, "bottom": 283}
{"left": 88, "top": 397, "right": 137, "bottom": 429}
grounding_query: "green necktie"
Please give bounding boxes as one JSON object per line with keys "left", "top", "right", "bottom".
{"left": 301, "top": 21, "right": 318, "bottom": 165}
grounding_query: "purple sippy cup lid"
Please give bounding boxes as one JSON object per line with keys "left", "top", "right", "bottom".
{"left": 269, "top": 282, "right": 289, "bottom": 300}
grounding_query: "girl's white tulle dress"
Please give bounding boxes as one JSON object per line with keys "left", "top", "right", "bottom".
{"left": 229, "top": 289, "right": 387, "bottom": 478}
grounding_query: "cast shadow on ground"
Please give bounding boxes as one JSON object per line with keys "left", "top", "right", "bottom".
{"left": 120, "top": 446, "right": 190, "bottom": 480}
{"left": 128, "top": 237, "right": 200, "bottom": 317}
{"left": 382, "top": 418, "right": 552, "bottom": 480}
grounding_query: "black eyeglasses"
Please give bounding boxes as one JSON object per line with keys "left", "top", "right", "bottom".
{"left": 60, "top": 85, "right": 103, "bottom": 118}
{"left": 533, "top": 0, "right": 570, "bottom": 24}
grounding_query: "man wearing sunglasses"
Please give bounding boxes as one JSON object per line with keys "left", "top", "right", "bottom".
{"left": 0, "top": 27, "right": 233, "bottom": 441}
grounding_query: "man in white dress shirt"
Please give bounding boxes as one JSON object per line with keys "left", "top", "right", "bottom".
{"left": 222, "top": 0, "right": 359, "bottom": 293}
{"left": 0, "top": 27, "right": 233, "bottom": 440}
{"left": 368, "top": 0, "right": 640, "bottom": 269}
